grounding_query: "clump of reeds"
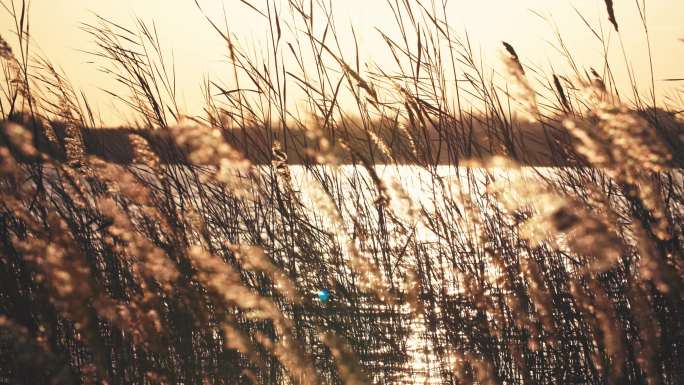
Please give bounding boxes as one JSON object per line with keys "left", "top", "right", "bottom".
{"left": 0, "top": 1, "right": 682, "bottom": 385}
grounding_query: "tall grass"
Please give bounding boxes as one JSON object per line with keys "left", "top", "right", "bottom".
{"left": 1, "top": 1, "right": 682, "bottom": 384}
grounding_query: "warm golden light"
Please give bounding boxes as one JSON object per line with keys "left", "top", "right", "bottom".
{"left": 4, "top": 0, "right": 683, "bottom": 124}
{"left": 1, "top": 2, "right": 683, "bottom": 384}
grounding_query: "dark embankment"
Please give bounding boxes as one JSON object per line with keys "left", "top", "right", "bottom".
{"left": 4, "top": 110, "right": 683, "bottom": 167}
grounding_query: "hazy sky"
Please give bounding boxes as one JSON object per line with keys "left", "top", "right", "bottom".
{"left": 2, "top": 0, "right": 683, "bottom": 124}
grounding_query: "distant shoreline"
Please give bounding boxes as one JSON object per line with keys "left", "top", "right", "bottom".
{"left": 3, "top": 116, "right": 683, "bottom": 168}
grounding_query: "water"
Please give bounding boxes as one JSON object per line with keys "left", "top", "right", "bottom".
{"left": 33, "top": 162, "right": 684, "bottom": 384}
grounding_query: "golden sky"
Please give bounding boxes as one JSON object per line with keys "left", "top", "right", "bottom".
{"left": 3, "top": 0, "right": 683, "bottom": 125}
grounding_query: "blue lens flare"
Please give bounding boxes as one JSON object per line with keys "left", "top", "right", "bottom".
{"left": 317, "top": 289, "right": 331, "bottom": 302}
